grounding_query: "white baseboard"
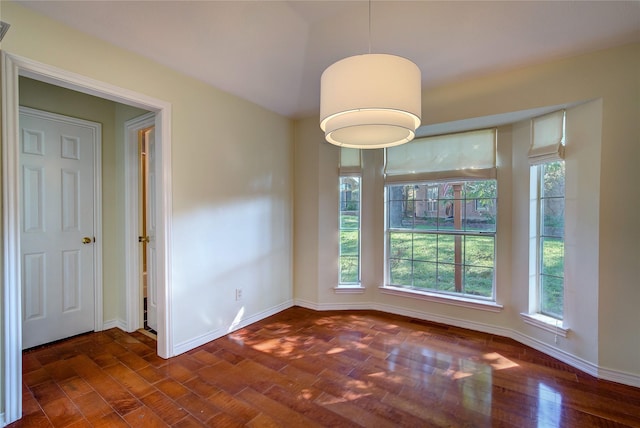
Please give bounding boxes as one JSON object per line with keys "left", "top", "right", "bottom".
{"left": 510, "top": 330, "right": 599, "bottom": 377}
{"left": 227, "top": 300, "right": 295, "bottom": 334}
{"left": 295, "top": 298, "right": 371, "bottom": 311}
{"left": 373, "top": 302, "right": 514, "bottom": 337}
{"left": 598, "top": 366, "right": 640, "bottom": 388}
{"left": 102, "top": 319, "right": 127, "bottom": 331}
{"left": 173, "top": 328, "right": 223, "bottom": 356}
{"left": 293, "top": 298, "right": 640, "bottom": 389}
{"left": 172, "top": 300, "right": 295, "bottom": 356}
{"left": 293, "top": 298, "right": 319, "bottom": 311}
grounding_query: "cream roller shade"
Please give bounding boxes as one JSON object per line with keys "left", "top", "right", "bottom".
{"left": 384, "top": 129, "right": 496, "bottom": 183}
{"left": 529, "top": 110, "right": 565, "bottom": 165}
{"left": 339, "top": 147, "right": 362, "bottom": 174}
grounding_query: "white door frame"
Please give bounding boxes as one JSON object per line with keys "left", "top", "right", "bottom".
{"left": 124, "top": 112, "right": 155, "bottom": 332}
{"left": 19, "top": 106, "right": 103, "bottom": 348}
{"left": 1, "top": 52, "right": 174, "bottom": 425}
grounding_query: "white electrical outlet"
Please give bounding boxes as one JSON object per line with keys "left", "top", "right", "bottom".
{"left": 235, "top": 288, "right": 243, "bottom": 301}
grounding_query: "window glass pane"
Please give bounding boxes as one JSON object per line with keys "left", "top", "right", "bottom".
{"left": 423, "top": 208, "right": 440, "bottom": 230}
{"left": 464, "top": 181, "right": 497, "bottom": 232}
{"left": 340, "top": 208, "right": 359, "bottom": 229}
{"left": 464, "top": 266, "right": 494, "bottom": 298}
{"left": 339, "top": 230, "right": 359, "bottom": 256}
{"left": 474, "top": 198, "right": 493, "bottom": 212}
{"left": 436, "top": 263, "right": 455, "bottom": 292}
{"left": 468, "top": 197, "right": 496, "bottom": 232}
{"left": 441, "top": 182, "right": 454, "bottom": 198}
{"left": 413, "top": 234, "right": 437, "bottom": 262}
{"left": 541, "top": 161, "right": 565, "bottom": 198}
{"left": 437, "top": 235, "right": 456, "bottom": 264}
{"left": 464, "top": 235, "right": 494, "bottom": 268}
{"left": 459, "top": 202, "right": 471, "bottom": 230}
{"left": 340, "top": 177, "right": 360, "bottom": 201}
{"left": 388, "top": 197, "right": 407, "bottom": 229}
{"left": 413, "top": 261, "right": 437, "bottom": 288}
{"left": 389, "top": 232, "right": 412, "bottom": 260}
{"left": 542, "top": 198, "right": 564, "bottom": 237}
{"left": 340, "top": 256, "right": 359, "bottom": 284}
{"left": 440, "top": 200, "right": 455, "bottom": 230}
{"left": 387, "top": 185, "right": 414, "bottom": 229}
{"left": 425, "top": 185, "right": 439, "bottom": 214}
{"left": 541, "top": 238, "right": 564, "bottom": 277}
{"left": 541, "top": 275, "right": 564, "bottom": 318}
{"left": 390, "top": 258, "right": 412, "bottom": 285}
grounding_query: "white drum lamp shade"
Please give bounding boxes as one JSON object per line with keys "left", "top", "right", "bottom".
{"left": 320, "top": 53, "right": 422, "bottom": 149}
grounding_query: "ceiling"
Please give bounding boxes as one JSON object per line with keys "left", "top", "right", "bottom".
{"left": 13, "top": 1, "right": 640, "bottom": 119}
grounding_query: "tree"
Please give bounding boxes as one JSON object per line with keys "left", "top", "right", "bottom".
{"left": 543, "top": 161, "right": 565, "bottom": 197}
{"left": 465, "top": 180, "right": 497, "bottom": 208}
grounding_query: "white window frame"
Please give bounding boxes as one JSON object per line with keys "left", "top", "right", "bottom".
{"left": 384, "top": 179, "right": 498, "bottom": 303}
{"left": 525, "top": 162, "right": 566, "bottom": 323}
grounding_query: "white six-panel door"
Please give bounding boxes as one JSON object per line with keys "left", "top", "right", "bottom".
{"left": 20, "top": 107, "right": 99, "bottom": 349}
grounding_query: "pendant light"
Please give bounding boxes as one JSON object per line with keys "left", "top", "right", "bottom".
{"left": 319, "top": 1, "right": 422, "bottom": 149}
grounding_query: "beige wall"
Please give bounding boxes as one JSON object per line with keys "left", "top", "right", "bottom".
{"left": 294, "top": 43, "right": 640, "bottom": 382}
{"left": 1, "top": 2, "right": 293, "bottom": 417}
{"left": 19, "top": 77, "right": 148, "bottom": 324}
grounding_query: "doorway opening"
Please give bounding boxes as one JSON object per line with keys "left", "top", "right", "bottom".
{"left": 123, "top": 112, "right": 158, "bottom": 339}
{"left": 2, "top": 52, "right": 174, "bottom": 425}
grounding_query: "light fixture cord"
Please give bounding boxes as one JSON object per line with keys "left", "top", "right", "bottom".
{"left": 368, "top": 0, "right": 372, "bottom": 54}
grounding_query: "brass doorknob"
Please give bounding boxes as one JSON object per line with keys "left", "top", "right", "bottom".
{"left": 82, "top": 237, "right": 92, "bottom": 244}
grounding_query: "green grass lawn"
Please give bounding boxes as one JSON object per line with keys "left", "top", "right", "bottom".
{"left": 388, "top": 231, "right": 495, "bottom": 298}
{"left": 540, "top": 238, "right": 564, "bottom": 318}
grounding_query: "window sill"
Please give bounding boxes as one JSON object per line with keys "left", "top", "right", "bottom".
{"left": 379, "top": 286, "right": 503, "bottom": 312}
{"left": 334, "top": 285, "right": 366, "bottom": 294}
{"left": 520, "top": 312, "right": 569, "bottom": 337}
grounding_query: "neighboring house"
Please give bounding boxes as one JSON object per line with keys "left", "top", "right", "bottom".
{"left": 401, "top": 183, "right": 496, "bottom": 224}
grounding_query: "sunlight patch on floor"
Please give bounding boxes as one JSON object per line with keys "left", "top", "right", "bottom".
{"left": 367, "top": 371, "right": 406, "bottom": 384}
{"left": 482, "top": 352, "right": 519, "bottom": 370}
{"left": 252, "top": 338, "right": 296, "bottom": 356}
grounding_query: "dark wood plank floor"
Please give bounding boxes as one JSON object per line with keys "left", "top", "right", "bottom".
{"left": 9, "top": 306, "right": 640, "bottom": 427}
